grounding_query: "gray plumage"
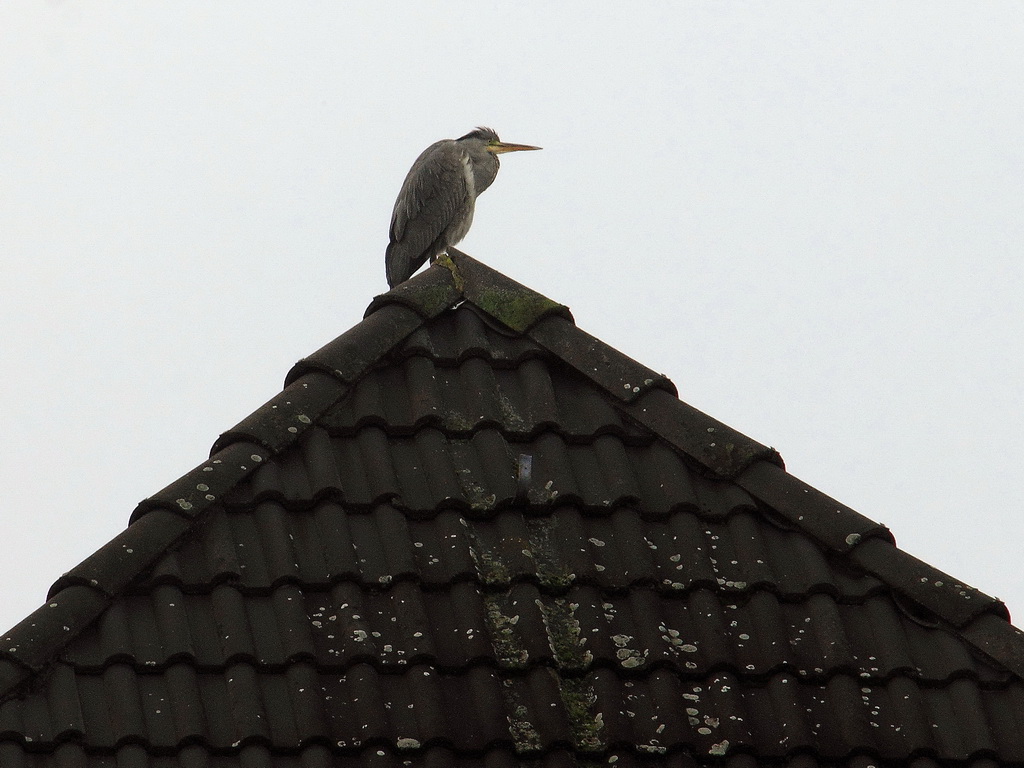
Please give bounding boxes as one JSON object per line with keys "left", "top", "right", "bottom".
{"left": 386, "top": 127, "right": 540, "bottom": 288}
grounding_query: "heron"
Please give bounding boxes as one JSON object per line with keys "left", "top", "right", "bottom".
{"left": 385, "top": 127, "right": 541, "bottom": 288}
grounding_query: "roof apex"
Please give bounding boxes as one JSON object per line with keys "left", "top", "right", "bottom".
{"left": 365, "top": 248, "right": 574, "bottom": 333}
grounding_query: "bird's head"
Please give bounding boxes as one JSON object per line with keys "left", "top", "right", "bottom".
{"left": 458, "top": 126, "right": 541, "bottom": 154}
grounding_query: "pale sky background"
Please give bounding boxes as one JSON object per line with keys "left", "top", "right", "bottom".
{"left": 1, "top": 3, "right": 1022, "bottom": 635}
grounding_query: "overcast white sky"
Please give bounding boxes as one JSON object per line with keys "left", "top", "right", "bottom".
{"left": 1, "top": 3, "right": 1022, "bottom": 634}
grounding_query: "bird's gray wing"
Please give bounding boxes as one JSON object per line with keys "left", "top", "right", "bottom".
{"left": 386, "top": 140, "right": 472, "bottom": 287}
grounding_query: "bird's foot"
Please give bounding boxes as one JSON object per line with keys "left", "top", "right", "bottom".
{"left": 434, "top": 251, "right": 464, "bottom": 292}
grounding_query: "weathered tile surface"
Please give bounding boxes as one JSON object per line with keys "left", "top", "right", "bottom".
{"left": 1, "top": 262, "right": 1022, "bottom": 766}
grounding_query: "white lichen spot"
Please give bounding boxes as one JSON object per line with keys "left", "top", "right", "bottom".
{"left": 176, "top": 499, "right": 193, "bottom": 511}
{"left": 619, "top": 652, "right": 647, "bottom": 668}
{"left": 297, "top": 414, "right": 312, "bottom": 424}
{"left": 637, "top": 744, "right": 666, "bottom": 755}
{"left": 709, "top": 740, "right": 730, "bottom": 756}
{"left": 396, "top": 737, "right": 421, "bottom": 749}
{"left": 845, "top": 533, "right": 862, "bottom": 546}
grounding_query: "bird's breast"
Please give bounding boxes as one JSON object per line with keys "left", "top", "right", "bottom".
{"left": 460, "top": 153, "right": 476, "bottom": 199}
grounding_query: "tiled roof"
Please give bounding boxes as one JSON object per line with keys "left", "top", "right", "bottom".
{"left": 1, "top": 250, "right": 1023, "bottom": 767}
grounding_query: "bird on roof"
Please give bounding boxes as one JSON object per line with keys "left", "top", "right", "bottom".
{"left": 385, "top": 127, "right": 541, "bottom": 288}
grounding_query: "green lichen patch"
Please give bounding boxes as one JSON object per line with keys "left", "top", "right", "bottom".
{"left": 470, "top": 287, "right": 564, "bottom": 334}
{"left": 484, "top": 595, "right": 530, "bottom": 668}
{"left": 536, "top": 597, "right": 593, "bottom": 671}
{"left": 501, "top": 679, "right": 543, "bottom": 753}
{"left": 557, "top": 675, "right": 605, "bottom": 751}
{"left": 526, "top": 516, "right": 575, "bottom": 589}
{"left": 463, "top": 524, "right": 512, "bottom": 586}
{"left": 434, "top": 252, "right": 465, "bottom": 293}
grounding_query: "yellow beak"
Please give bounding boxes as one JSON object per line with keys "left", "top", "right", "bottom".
{"left": 488, "top": 142, "right": 542, "bottom": 154}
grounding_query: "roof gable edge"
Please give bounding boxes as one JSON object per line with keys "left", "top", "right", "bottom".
{"left": 284, "top": 302, "right": 425, "bottom": 387}
{"left": 962, "top": 613, "right": 1024, "bottom": 679}
{"left": 0, "top": 585, "right": 108, "bottom": 702}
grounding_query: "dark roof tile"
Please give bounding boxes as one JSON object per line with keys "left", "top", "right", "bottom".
{"left": 62, "top": 580, "right": 1008, "bottom": 689}
{"left": 736, "top": 460, "right": 892, "bottom": 552}
{"left": 48, "top": 509, "right": 192, "bottom": 599}
{"left": 962, "top": 612, "right": 1024, "bottom": 678}
{"left": 11, "top": 662, "right": 1022, "bottom": 758}
{"left": 0, "top": 741, "right": 1015, "bottom": 766}
{"left": 363, "top": 259, "right": 461, "bottom": 321}
{"left": 0, "top": 586, "right": 109, "bottom": 674}
{"left": 623, "top": 388, "right": 779, "bottom": 478}
{"left": 131, "top": 440, "right": 271, "bottom": 524}
{"left": 214, "top": 372, "right": 348, "bottom": 454}
{"left": 224, "top": 427, "right": 753, "bottom": 517}
{"left": 285, "top": 303, "right": 424, "bottom": 387}
{"left": 322, "top": 345, "right": 647, "bottom": 442}
{"left": 528, "top": 315, "right": 674, "bottom": 403}
{"left": 848, "top": 536, "right": 1006, "bottom": 628}
{"left": 127, "top": 501, "right": 888, "bottom": 599}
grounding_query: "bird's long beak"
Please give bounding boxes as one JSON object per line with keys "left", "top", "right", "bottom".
{"left": 489, "top": 142, "right": 542, "bottom": 154}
